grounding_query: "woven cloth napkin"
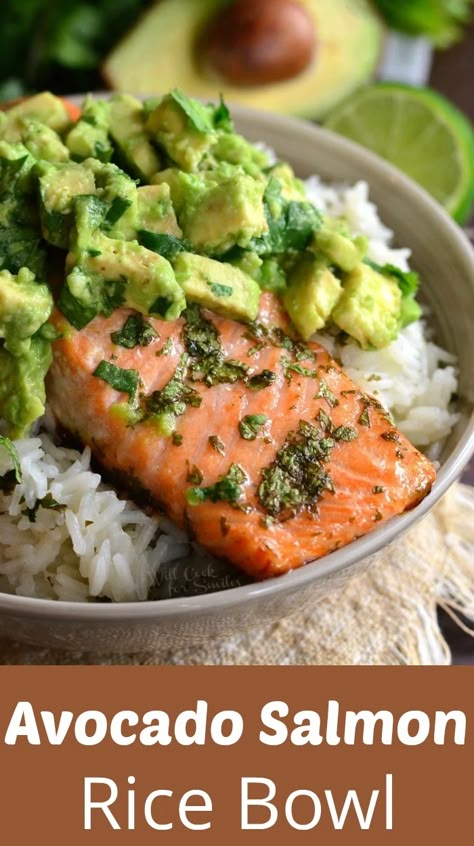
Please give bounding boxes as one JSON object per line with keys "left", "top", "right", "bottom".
{"left": 1, "top": 483, "right": 472, "bottom": 666}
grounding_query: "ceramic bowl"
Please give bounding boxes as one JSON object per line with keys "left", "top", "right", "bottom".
{"left": 1, "top": 104, "right": 473, "bottom": 653}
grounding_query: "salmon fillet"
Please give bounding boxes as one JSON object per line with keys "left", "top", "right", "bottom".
{"left": 47, "top": 294, "right": 436, "bottom": 578}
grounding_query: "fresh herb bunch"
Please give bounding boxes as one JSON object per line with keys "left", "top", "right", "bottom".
{"left": 0, "top": 0, "right": 150, "bottom": 101}
{"left": 374, "top": 0, "right": 474, "bottom": 48}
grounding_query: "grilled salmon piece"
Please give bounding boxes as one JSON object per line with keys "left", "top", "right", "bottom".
{"left": 47, "top": 294, "right": 436, "bottom": 578}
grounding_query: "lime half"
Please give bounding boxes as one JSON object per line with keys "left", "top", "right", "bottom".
{"left": 324, "top": 83, "right": 474, "bottom": 224}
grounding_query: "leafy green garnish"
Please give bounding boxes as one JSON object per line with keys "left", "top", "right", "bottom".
{"left": 212, "top": 95, "right": 233, "bottom": 132}
{"left": 182, "top": 304, "right": 248, "bottom": 386}
{"left": 257, "top": 421, "right": 335, "bottom": 519}
{"left": 247, "top": 370, "right": 277, "bottom": 391}
{"left": 146, "top": 354, "right": 201, "bottom": 418}
{"left": 365, "top": 259, "right": 422, "bottom": 327}
{"left": 208, "top": 282, "right": 233, "bottom": 298}
{"left": 138, "top": 230, "right": 188, "bottom": 260}
{"left": 102, "top": 196, "right": 133, "bottom": 230}
{"left": 0, "top": 435, "right": 22, "bottom": 487}
{"left": 170, "top": 89, "right": 213, "bottom": 134}
{"left": 250, "top": 178, "right": 322, "bottom": 255}
{"left": 209, "top": 435, "right": 225, "bottom": 455}
{"left": 93, "top": 360, "right": 139, "bottom": 402}
{"left": 239, "top": 414, "right": 268, "bottom": 441}
{"left": 316, "top": 380, "right": 339, "bottom": 408}
{"left": 111, "top": 313, "right": 157, "bottom": 349}
{"left": 58, "top": 273, "right": 127, "bottom": 330}
{"left": 374, "top": 0, "right": 474, "bottom": 47}
{"left": 186, "top": 464, "right": 246, "bottom": 506}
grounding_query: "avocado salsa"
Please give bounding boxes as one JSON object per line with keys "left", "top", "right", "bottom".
{"left": 0, "top": 89, "right": 422, "bottom": 440}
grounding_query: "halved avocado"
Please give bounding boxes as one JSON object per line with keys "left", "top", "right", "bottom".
{"left": 103, "top": 0, "right": 384, "bottom": 119}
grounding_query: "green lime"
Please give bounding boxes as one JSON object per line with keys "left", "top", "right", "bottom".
{"left": 324, "top": 83, "right": 474, "bottom": 224}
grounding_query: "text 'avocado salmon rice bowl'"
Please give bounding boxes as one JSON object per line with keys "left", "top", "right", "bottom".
{"left": 0, "top": 90, "right": 459, "bottom": 603}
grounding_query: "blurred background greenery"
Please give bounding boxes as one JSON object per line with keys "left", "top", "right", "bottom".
{"left": 0, "top": 0, "right": 472, "bottom": 102}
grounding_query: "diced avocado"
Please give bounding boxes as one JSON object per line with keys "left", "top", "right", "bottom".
{"left": 0, "top": 267, "right": 53, "bottom": 356}
{"left": 19, "top": 119, "right": 70, "bottom": 163}
{"left": 0, "top": 266, "right": 54, "bottom": 437}
{"left": 83, "top": 159, "right": 139, "bottom": 240}
{"left": 38, "top": 162, "right": 96, "bottom": 248}
{"left": 283, "top": 254, "right": 342, "bottom": 340}
{"left": 137, "top": 184, "right": 182, "bottom": 236}
{"left": 107, "top": 93, "right": 161, "bottom": 182}
{"left": 66, "top": 95, "right": 113, "bottom": 163}
{"left": 266, "top": 163, "right": 306, "bottom": 201}
{"left": 182, "top": 170, "right": 267, "bottom": 254}
{"left": 146, "top": 90, "right": 216, "bottom": 172}
{"left": 332, "top": 263, "right": 402, "bottom": 349}
{"left": 313, "top": 226, "right": 368, "bottom": 272}
{"left": 174, "top": 252, "right": 260, "bottom": 322}
{"left": 211, "top": 131, "right": 270, "bottom": 178}
{"left": 0, "top": 334, "right": 52, "bottom": 438}
{"left": 60, "top": 194, "right": 185, "bottom": 328}
{"left": 1, "top": 92, "right": 71, "bottom": 137}
{"left": 258, "top": 258, "right": 287, "bottom": 293}
{"left": 154, "top": 165, "right": 267, "bottom": 254}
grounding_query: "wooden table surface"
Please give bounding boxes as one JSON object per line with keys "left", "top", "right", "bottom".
{"left": 430, "top": 28, "right": 474, "bottom": 663}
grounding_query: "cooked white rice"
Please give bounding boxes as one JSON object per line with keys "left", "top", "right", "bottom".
{"left": 0, "top": 178, "right": 459, "bottom": 602}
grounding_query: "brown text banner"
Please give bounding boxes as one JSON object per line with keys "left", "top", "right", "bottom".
{"left": 0, "top": 667, "right": 472, "bottom": 843}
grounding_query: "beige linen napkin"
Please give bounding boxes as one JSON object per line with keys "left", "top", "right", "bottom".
{"left": 1, "top": 484, "right": 473, "bottom": 666}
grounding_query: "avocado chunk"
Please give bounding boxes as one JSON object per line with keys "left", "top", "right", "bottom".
{"left": 0, "top": 267, "right": 53, "bottom": 356}
{"left": 211, "top": 131, "right": 270, "bottom": 178}
{"left": 0, "top": 266, "right": 54, "bottom": 437}
{"left": 38, "top": 162, "right": 96, "bottom": 248}
{"left": 0, "top": 92, "right": 71, "bottom": 139}
{"left": 174, "top": 252, "right": 260, "bottom": 321}
{"left": 146, "top": 90, "right": 217, "bottom": 172}
{"left": 154, "top": 165, "right": 267, "bottom": 254}
{"left": 107, "top": 93, "right": 161, "bottom": 182}
{"left": 283, "top": 254, "right": 342, "bottom": 340}
{"left": 137, "top": 184, "right": 182, "bottom": 237}
{"left": 332, "top": 263, "right": 402, "bottom": 349}
{"left": 266, "top": 163, "right": 306, "bottom": 201}
{"left": 66, "top": 95, "right": 113, "bottom": 163}
{"left": 59, "top": 194, "right": 185, "bottom": 329}
{"left": 103, "top": 0, "right": 383, "bottom": 120}
{"left": 83, "top": 158, "right": 140, "bottom": 241}
{"left": 313, "top": 226, "right": 368, "bottom": 272}
{"left": 19, "top": 119, "right": 70, "bottom": 163}
{"left": 0, "top": 335, "right": 52, "bottom": 438}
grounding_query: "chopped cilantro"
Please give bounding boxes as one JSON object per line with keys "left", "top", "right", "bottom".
{"left": 22, "top": 493, "right": 64, "bottom": 523}
{"left": 257, "top": 420, "right": 335, "bottom": 518}
{"left": 186, "top": 465, "right": 204, "bottom": 485}
{"left": 208, "top": 281, "right": 233, "bottom": 298}
{"left": 186, "top": 463, "right": 247, "bottom": 506}
{"left": 209, "top": 435, "right": 226, "bottom": 455}
{"left": 316, "top": 380, "right": 339, "bottom": 408}
{"left": 111, "top": 313, "right": 157, "bottom": 349}
{"left": 93, "top": 361, "right": 139, "bottom": 403}
{"left": 0, "top": 436, "right": 22, "bottom": 487}
{"left": 138, "top": 230, "right": 188, "bottom": 259}
{"left": 333, "top": 426, "right": 358, "bottom": 442}
{"left": 283, "top": 358, "right": 318, "bottom": 380}
{"left": 156, "top": 338, "right": 173, "bottom": 357}
{"left": 358, "top": 407, "right": 371, "bottom": 427}
{"left": 172, "top": 433, "right": 183, "bottom": 446}
{"left": 239, "top": 414, "right": 268, "bottom": 441}
{"left": 212, "top": 95, "right": 233, "bottom": 132}
{"left": 247, "top": 370, "right": 276, "bottom": 391}
{"left": 146, "top": 354, "right": 201, "bottom": 419}
{"left": 170, "top": 89, "right": 213, "bottom": 134}
{"left": 373, "top": 486, "right": 385, "bottom": 494}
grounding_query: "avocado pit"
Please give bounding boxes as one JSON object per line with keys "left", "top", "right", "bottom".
{"left": 202, "top": 0, "right": 317, "bottom": 87}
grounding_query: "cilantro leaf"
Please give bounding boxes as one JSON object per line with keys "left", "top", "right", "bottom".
{"left": 138, "top": 230, "right": 189, "bottom": 260}
{"left": 111, "top": 313, "right": 157, "bottom": 349}
{"left": 212, "top": 95, "right": 233, "bottom": 132}
{"left": 170, "top": 89, "right": 213, "bottom": 134}
{"left": 93, "top": 360, "right": 139, "bottom": 402}
{"left": 186, "top": 464, "right": 246, "bottom": 506}
{"left": 0, "top": 436, "right": 22, "bottom": 487}
{"left": 239, "top": 414, "right": 268, "bottom": 440}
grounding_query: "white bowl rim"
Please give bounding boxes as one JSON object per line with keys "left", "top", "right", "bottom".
{"left": 0, "top": 102, "right": 473, "bottom": 623}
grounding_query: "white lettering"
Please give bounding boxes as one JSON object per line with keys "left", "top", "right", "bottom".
{"left": 84, "top": 777, "right": 120, "bottom": 830}
{"left": 259, "top": 701, "right": 289, "bottom": 745}
{"left": 144, "top": 790, "right": 173, "bottom": 831}
{"left": 285, "top": 790, "right": 322, "bottom": 830}
{"left": 4, "top": 702, "right": 41, "bottom": 745}
{"left": 241, "top": 778, "right": 278, "bottom": 830}
{"left": 210, "top": 711, "right": 243, "bottom": 746}
{"left": 179, "top": 790, "right": 212, "bottom": 830}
